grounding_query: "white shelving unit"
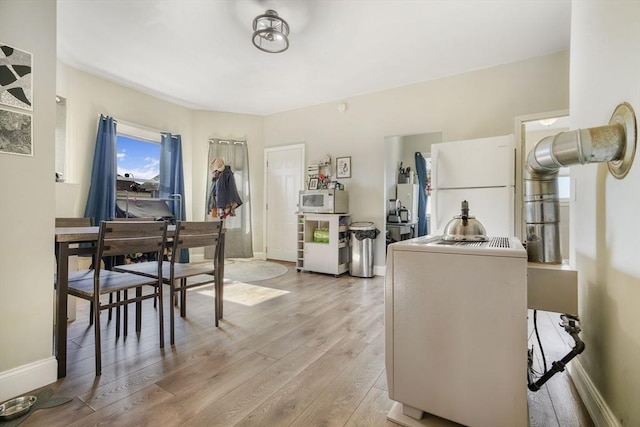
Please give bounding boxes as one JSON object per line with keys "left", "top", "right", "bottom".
{"left": 296, "top": 213, "right": 350, "bottom": 276}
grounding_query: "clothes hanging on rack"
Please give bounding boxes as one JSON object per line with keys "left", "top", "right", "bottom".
{"left": 212, "top": 165, "right": 243, "bottom": 219}
{"left": 208, "top": 174, "right": 219, "bottom": 218}
{"left": 207, "top": 157, "right": 225, "bottom": 218}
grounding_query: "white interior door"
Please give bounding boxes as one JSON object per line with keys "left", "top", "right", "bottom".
{"left": 265, "top": 144, "right": 304, "bottom": 261}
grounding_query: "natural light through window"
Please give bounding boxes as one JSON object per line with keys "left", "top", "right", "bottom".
{"left": 193, "top": 282, "right": 290, "bottom": 306}
{"left": 116, "top": 135, "right": 160, "bottom": 181}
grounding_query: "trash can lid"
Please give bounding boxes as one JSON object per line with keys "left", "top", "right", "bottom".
{"left": 350, "top": 221, "right": 375, "bottom": 231}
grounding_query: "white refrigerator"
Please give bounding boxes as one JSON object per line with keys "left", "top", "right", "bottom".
{"left": 430, "top": 134, "right": 516, "bottom": 237}
{"left": 396, "top": 183, "right": 419, "bottom": 223}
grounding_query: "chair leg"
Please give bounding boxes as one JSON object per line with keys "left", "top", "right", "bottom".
{"left": 108, "top": 292, "right": 113, "bottom": 320}
{"left": 93, "top": 298, "right": 102, "bottom": 376}
{"left": 136, "top": 286, "right": 142, "bottom": 334}
{"left": 157, "top": 283, "right": 164, "bottom": 348}
{"left": 89, "top": 303, "right": 94, "bottom": 325}
{"left": 115, "top": 292, "right": 121, "bottom": 338}
{"left": 123, "top": 289, "right": 128, "bottom": 337}
{"left": 214, "top": 280, "right": 218, "bottom": 328}
{"left": 169, "top": 283, "right": 176, "bottom": 346}
{"left": 180, "top": 279, "right": 187, "bottom": 318}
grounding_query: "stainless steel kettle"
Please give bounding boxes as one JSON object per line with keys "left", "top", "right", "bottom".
{"left": 442, "top": 200, "right": 488, "bottom": 241}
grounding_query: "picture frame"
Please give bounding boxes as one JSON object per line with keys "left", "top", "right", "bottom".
{"left": 0, "top": 43, "right": 33, "bottom": 111}
{"left": 0, "top": 107, "right": 32, "bottom": 156}
{"left": 308, "top": 177, "right": 319, "bottom": 190}
{"left": 336, "top": 156, "right": 351, "bottom": 178}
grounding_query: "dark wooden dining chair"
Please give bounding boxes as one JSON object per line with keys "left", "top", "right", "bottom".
{"left": 67, "top": 220, "right": 167, "bottom": 375}
{"left": 114, "top": 220, "right": 224, "bottom": 345}
{"left": 55, "top": 217, "right": 122, "bottom": 326}
{"left": 108, "top": 216, "right": 167, "bottom": 329}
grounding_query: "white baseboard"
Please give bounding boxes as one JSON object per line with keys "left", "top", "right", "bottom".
{"left": 569, "top": 359, "right": 620, "bottom": 427}
{"left": 0, "top": 357, "right": 58, "bottom": 402}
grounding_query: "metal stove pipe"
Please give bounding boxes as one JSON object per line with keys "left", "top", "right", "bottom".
{"left": 525, "top": 103, "right": 636, "bottom": 263}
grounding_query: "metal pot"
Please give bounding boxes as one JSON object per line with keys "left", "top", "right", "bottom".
{"left": 442, "top": 200, "right": 488, "bottom": 242}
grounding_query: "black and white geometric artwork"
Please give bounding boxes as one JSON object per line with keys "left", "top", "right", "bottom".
{"left": 0, "top": 108, "right": 32, "bottom": 156}
{"left": 0, "top": 43, "right": 33, "bottom": 111}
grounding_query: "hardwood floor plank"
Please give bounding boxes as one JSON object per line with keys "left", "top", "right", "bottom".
{"left": 21, "top": 396, "right": 95, "bottom": 426}
{"left": 344, "top": 385, "right": 394, "bottom": 427}
{"left": 373, "top": 370, "right": 388, "bottom": 393}
{"left": 256, "top": 299, "right": 370, "bottom": 359}
{"left": 181, "top": 344, "right": 326, "bottom": 426}
{"left": 546, "top": 370, "right": 595, "bottom": 427}
{"left": 66, "top": 384, "right": 174, "bottom": 427}
{"left": 127, "top": 353, "right": 278, "bottom": 427}
{"left": 155, "top": 313, "right": 309, "bottom": 396}
{"left": 235, "top": 336, "right": 371, "bottom": 427}
{"left": 289, "top": 331, "right": 386, "bottom": 426}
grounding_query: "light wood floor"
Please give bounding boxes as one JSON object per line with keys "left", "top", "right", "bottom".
{"left": 23, "top": 262, "right": 592, "bottom": 426}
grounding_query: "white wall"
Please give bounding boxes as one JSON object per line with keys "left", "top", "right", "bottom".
{"left": 569, "top": 2, "right": 640, "bottom": 426}
{"left": 0, "top": 0, "right": 58, "bottom": 400}
{"left": 264, "top": 51, "right": 570, "bottom": 267}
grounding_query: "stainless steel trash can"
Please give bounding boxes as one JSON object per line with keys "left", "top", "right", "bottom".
{"left": 349, "top": 222, "right": 379, "bottom": 278}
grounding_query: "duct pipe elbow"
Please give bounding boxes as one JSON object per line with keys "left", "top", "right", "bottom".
{"left": 523, "top": 103, "right": 636, "bottom": 264}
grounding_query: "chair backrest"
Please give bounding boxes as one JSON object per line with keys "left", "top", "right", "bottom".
{"left": 56, "top": 217, "right": 93, "bottom": 227}
{"left": 172, "top": 221, "right": 223, "bottom": 254}
{"left": 110, "top": 217, "right": 158, "bottom": 221}
{"left": 95, "top": 221, "right": 167, "bottom": 268}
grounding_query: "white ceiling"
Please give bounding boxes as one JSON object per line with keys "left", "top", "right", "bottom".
{"left": 57, "top": 0, "right": 571, "bottom": 116}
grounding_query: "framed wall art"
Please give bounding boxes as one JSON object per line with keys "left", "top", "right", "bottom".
{"left": 308, "top": 177, "right": 319, "bottom": 190}
{"left": 0, "top": 107, "right": 32, "bottom": 156}
{"left": 336, "top": 156, "right": 351, "bottom": 178}
{"left": 0, "top": 43, "right": 33, "bottom": 111}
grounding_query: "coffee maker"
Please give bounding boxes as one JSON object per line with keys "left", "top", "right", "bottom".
{"left": 398, "top": 206, "right": 410, "bottom": 223}
{"left": 387, "top": 199, "right": 401, "bottom": 223}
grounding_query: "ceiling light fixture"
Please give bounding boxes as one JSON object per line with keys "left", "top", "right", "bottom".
{"left": 252, "top": 9, "right": 289, "bottom": 53}
{"left": 539, "top": 118, "right": 558, "bottom": 126}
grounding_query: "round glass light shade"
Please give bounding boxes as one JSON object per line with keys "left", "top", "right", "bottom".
{"left": 252, "top": 10, "right": 289, "bottom": 53}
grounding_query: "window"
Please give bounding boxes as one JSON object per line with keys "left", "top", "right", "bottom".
{"left": 557, "top": 167, "right": 570, "bottom": 200}
{"left": 116, "top": 122, "right": 161, "bottom": 196}
{"left": 116, "top": 135, "right": 160, "bottom": 180}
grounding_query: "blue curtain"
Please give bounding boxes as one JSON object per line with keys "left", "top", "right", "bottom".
{"left": 415, "top": 152, "right": 428, "bottom": 236}
{"left": 160, "top": 133, "right": 189, "bottom": 262}
{"left": 84, "top": 115, "right": 117, "bottom": 225}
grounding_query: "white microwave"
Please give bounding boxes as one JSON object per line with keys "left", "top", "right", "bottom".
{"left": 299, "top": 190, "right": 349, "bottom": 214}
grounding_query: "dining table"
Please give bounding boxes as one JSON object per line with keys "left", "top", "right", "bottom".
{"left": 54, "top": 224, "right": 225, "bottom": 378}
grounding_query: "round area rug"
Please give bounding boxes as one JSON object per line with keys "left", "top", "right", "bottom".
{"left": 224, "top": 258, "right": 289, "bottom": 282}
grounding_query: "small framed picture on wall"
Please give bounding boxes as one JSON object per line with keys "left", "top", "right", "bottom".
{"left": 308, "top": 177, "right": 319, "bottom": 190}
{"left": 336, "top": 156, "right": 351, "bottom": 178}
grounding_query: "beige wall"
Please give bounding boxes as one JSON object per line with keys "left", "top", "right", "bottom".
{"left": 569, "top": 1, "right": 640, "bottom": 425}
{"left": 0, "top": 0, "right": 58, "bottom": 399}
{"left": 264, "top": 51, "right": 570, "bottom": 266}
